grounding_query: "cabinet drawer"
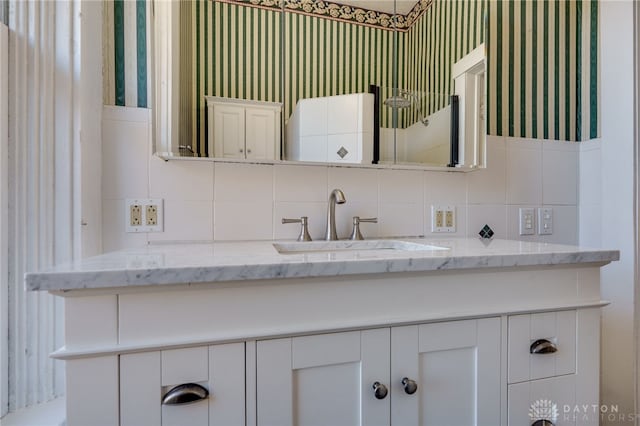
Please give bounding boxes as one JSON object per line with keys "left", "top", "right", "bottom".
{"left": 508, "top": 310, "right": 576, "bottom": 383}
{"left": 508, "top": 375, "right": 576, "bottom": 426}
{"left": 120, "top": 343, "right": 245, "bottom": 426}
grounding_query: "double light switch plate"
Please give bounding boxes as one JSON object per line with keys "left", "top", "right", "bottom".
{"left": 518, "top": 207, "right": 553, "bottom": 236}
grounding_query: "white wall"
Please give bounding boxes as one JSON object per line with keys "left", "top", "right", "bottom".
{"left": 102, "top": 107, "right": 580, "bottom": 251}
{"left": 0, "top": 21, "right": 8, "bottom": 419}
{"left": 596, "top": 1, "right": 637, "bottom": 422}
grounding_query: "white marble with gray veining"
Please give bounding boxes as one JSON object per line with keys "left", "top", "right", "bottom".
{"left": 25, "top": 238, "right": 619, "bottom": 292}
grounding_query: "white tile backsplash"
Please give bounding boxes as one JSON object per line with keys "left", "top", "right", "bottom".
{"left": 327, "top": 167, "right": 378, "bottom": 204}
{"left": 467, "top": 136, "right": 506, "bottom": 205}
{"left": 214, "top": 163, "right": 273, "bottom": 203}
{"left": 274, "top": 202, "right": 326, "bottom": 241}
{"left": 425, "top": 171, "right": 467, "bottom": 205}
{"left": 274, "top": 165, "right": 327, "bottom": 202}
{"left": 102, "top": 109, "right": 583, "bottom": 250}
{"left": 214, "top": 201, "right": 273, "bottom": 240}
{"left": 542, "top": 142, "right": 578, "bottom": 205}
{"left": 378, "top": 203, "right": 423, "bottom": 237}
{"left": 102, "top": 198, "right": 148, "bottom": 252}
{"left": 467, "top": 204, "right": 507, "bottom": 239}
{"left": 506, "top": 139, "right": 543, "bottom": 205}
{"left": 149, "top": 156, "right": 214, "bottom": 201}
{"left": 102, "top": 118, "right": 149, "bottom": 200}
{"left": 378, "top": 169, "right": 424, "bottom": 204}
{"left": 335, "top": 201, "right": 379, "bottom": 239}
{"left": 148, "top": 200, "right": 214, "bottom": 242}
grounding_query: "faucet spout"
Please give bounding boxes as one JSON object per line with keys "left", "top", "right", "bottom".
{"left": 325, "top": 189, "right": 346, "bottom": 240}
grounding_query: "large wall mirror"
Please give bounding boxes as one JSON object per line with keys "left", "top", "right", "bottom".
{"left": 154, "top": 0, "right": 487, "bottom": 169}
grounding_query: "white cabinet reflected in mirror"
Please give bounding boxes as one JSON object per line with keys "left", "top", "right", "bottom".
{"left": 154, "top": 0, "right": 487, "bottom": 170}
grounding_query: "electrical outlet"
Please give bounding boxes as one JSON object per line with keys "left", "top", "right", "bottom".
{"left": 146, "top": 205, "right": 158, "bottom": 226}
{"left": 445, "top": 210, "right": 454, "bottom": 228}
{"left": 130, "top": 204, "right": 142, "bottom": 227}
{"left": 538, "top": 207, "right": 553, "bottom": 235}
{"left": 519, "top": 208, "right": 535, "bottom": 236}
{"left": 431, "top": 205, "right": 456, "bottom": 233}
{"left": 126, "top": 199, "right": 164, "bottom": 233}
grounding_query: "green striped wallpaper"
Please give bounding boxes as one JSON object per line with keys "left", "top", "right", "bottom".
{"left": 104, "top": 0, "right": 150, "bottom": 108}
{"left": 486, "top": 0, "right": 599, "bottom": 141}
{"left": 103, "top": 0, "right": 600, "bottom": 144}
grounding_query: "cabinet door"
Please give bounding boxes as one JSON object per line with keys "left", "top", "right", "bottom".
{"left": 213, "top": 105, "right": 246, "bottom": 158}
{"left": 245, "top": 107, "right": 277, "bottom": 160}
{"left": 391, "top": 318, "right": 501, "bottom": 426}
{"left": 256, "top": 329, "right": 390, "bottom": 426}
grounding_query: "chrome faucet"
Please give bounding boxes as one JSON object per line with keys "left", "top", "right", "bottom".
{"left": 325, "top": 189, "right": 346, "bottom": 240}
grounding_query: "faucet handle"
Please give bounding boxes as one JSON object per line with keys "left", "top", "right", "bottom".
{"left": 282, "top": 216, "right": 312, "bottom": 241}
{"left": 349, "top": 216, "right": 378, "bottom": 240}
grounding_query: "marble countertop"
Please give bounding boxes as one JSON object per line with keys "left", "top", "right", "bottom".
{"left": 25, "top": 238, "right": 619, "bottom": 292}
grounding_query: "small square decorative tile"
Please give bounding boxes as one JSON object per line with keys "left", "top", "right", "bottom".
{"left": 478, "top": 224, "right": 494, "bottom": 239}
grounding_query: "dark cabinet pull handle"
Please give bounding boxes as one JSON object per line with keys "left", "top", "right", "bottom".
{"left": 372, "top": 381, "right": 388, "bottom": 400}
{"left": 531, "top": 420, "right": 555, "bottom": 426}
{"left": 401, "top": 377, "right": 418, "bottom": 395}
{"left": 530, "top": 339, "right": 558, "bottom": 354}
{"left": 162, "top": 383, "right": 209, "bottom": 405}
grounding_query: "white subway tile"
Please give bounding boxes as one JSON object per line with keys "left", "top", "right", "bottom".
{"left": 148, "top": 200, "right": 214, "bottom": 242}
{"left": 378, "top": 169, "right": 424, "bottom": 204}
{"left": 538, "top": 205, "right": 578, "bottom": 245}
{"left": 214, "top": 163, "right": 273, "bottom": 203}
{"left": 506, "top": 139, "right": 542, "bottom": 205}
{"left": 102, "top": 199, "right": 148, "bottom": 252}
{"left": 214, "top": 201, "right": 273, "bottom": 240}
{"left": 579, "top": 204, "right": 602, "bottom": 248}
{"left": 149, "top": 156, "right": 214, "bottom": 201}
{"left": 274, "top": 165, "right": 328, "bottom": 202}
{"left": 579, "top": 143, "right": 602, "bottom": 206}
{"left": 466, "top": 204, "right": 507, "bottom": 239}
{"left": 335, "top": 201, "right": 379, "bottom": 239}
{"left": 328, "top": 167, "right": 378, "bottom": 204}
{"left": 378, "top": 203, "right": 423, "bottom": 237}
{"left": 102, "top": 119, "right": 149, "bottom": 199}
{"left": 274, "top": 202, "right": 326, "bottom": 241}
{"left": 425, "top": 171, "right": 468, "bottom": 205}
{"left": 542, "top": 143, "right": 578, "bottom": 205}
{"left": 468, "top": 136, "right": 506, "bottom": 204}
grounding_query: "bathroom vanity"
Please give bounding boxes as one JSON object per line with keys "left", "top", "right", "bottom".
{"left": 27, "top": 238, "right": 618, "bottom": 426}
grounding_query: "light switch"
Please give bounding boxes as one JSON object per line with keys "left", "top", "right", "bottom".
{"left": 519, "top": 208, "right": 535, "bottom": 236}
{"left": 538, "top": 207, "right": 553, "bottom": 235}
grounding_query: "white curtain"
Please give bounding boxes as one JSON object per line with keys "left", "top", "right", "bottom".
{"left": 4, "top": 0, "right": 103, "bottom": 413}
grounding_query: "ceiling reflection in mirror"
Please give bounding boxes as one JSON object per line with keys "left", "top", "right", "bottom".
{"left": 160, "top": 0, "right": 486, "bottom": 168}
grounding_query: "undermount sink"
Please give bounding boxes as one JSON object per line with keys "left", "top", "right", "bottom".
{"left": 273, "top": 240, "right": 449, "bottom": 254}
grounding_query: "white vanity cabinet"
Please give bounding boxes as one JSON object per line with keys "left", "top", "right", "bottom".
{"left": 206, "top": 96, "right": 282, "bottom": 160}
{"left": 28, "top": 239, "right": 617, "bottom": 426}
{"left": 120, "top": 344, "right": 245, "bottom": 426}
{"left": 256, "top": 318, "right": 501, "bottom": 426}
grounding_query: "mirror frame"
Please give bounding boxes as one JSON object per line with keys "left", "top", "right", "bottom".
{"left": 152, "top": 0, "right": 487, "bottom": 172}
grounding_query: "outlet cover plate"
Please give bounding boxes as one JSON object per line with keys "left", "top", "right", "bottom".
{"left": 431, "top": 205, "right": 456, "bottom": 233}
{"left": 125, "top": 199, "right": 164, "bottom": 233}
{"left": 538, "top": 207, "right": 553, "bottom": 235}
{"left": 519, "top": 208, "right": 535, "bottom": 236}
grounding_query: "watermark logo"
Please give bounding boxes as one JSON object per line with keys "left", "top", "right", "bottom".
{"left": 529, "top": 399, "right": 559, "bottom": 422}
